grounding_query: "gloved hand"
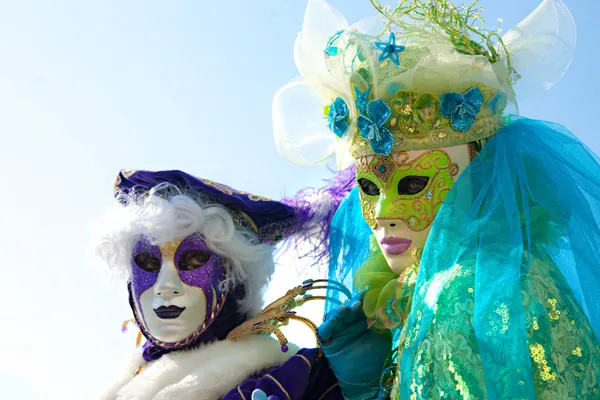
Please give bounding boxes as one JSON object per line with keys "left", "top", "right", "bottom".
{"left": 318, "top": 292, "right": 392, "bottom": 400}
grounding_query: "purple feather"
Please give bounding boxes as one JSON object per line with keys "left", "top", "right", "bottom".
{"left": 281, "top": 166, "right": 356, "bottom": 265}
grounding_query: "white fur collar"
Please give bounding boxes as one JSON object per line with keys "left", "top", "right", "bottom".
{"left": 99, "top": 336, "right": 297, "bottom": 400}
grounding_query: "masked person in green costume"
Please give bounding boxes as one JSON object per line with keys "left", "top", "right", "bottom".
{"left": 273, "top": 0, "right": 600, "bottom": 398}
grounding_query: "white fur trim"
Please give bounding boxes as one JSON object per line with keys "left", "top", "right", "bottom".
{"left": 99, "top": 336, "right": 298, "bottom": 400}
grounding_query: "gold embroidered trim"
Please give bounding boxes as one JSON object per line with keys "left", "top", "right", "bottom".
{"left": 319, "top": 383, "right": 340, "bottom": 400}
{"left": 294, "top": 354, "right": 312, "bottom": 369}
{"left": 264, "top": 374, "right": 292, "bottom": 400}
{"left": 238, "top": 210, "right": 259, "bottom": 233}
{"left": 236, "top": 386, "right": 247, "bottom": 400}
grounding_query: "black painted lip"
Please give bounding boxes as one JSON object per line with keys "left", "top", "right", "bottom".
{"left": 154, "top": 305, "right": 186, "bottom": 319}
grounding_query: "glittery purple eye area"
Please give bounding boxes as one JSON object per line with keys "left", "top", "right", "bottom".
{"left": 131, "top": 237, "right": 162, "bottom": 301}
{"left": 173, "top": 235, "right": 211, "bottom": 264}
{"left": 174, "top": 235, "right": 226, "bottom": 288}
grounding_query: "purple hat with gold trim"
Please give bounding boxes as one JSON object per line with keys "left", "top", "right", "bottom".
{"left": 113, "top": 169, "right": 300, "bottom": 246}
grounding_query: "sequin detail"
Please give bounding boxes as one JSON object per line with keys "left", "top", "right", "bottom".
{"left": 391, "top": 91, "right": 441, "bottom": 137}
{"left": 356, "top": 150, "right": 459, "bottom": 232}
{"left": 390, "top": 252, "right": 600, "bottom": 398}
{"left": 346, "top": 82, "right": 505, "bottom": 158}
{"left": 375, "top": 265, "right": 418, "bottom": 329}
{"left": 159, "top": 240, "right": 180, "bottom": 259}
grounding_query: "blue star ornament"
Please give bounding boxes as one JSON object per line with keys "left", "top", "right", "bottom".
{"left": 374, "top": 32, "right": 406, "bottom": 66}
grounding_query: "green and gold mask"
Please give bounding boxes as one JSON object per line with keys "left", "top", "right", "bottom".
{"left": 355, "top": 146, "right": 471, "bottom": 274}
{"left": 356, "top": 150, "right": 459, "bottom": 229}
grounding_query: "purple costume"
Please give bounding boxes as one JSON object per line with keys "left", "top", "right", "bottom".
{"left": 224, "top": 348, "right": 341, "bottom": 400}
{"left": 100, "top": 169, "right": 345, "bottom": 400}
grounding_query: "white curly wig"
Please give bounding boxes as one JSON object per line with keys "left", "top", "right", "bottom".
{"left": 95, "top": 182, "right": 275, "bottom": 317}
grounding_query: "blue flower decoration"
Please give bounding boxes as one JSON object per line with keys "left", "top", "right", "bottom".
{"left": 327, "top": 97, "right": 350, "bottom": 138}
{"left": 374, "top": 32, "right": 406, "bottom": 66}
{"left": 440, "top": 87, "right": 484, "bottom": 132}
{"left": 357, "top": 99, "right": 394, "bottom": 155}
{"left": 354, "top": 86, "right": 371, "bottom": 114}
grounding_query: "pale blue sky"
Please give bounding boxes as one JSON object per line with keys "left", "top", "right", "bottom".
{"left": 0, "top": 0, "right": 598, "bottom": 398}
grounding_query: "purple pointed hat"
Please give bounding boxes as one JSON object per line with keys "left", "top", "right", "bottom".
{"left": 113, "top": 167, "right": 357, "bottom": 259}
{"left": 113, "top": 169, "right": 299, "bottom": 246}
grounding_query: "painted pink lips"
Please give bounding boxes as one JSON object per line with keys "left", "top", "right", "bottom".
{"left": 380, "top": 237, "right": 412, "bottom": 255}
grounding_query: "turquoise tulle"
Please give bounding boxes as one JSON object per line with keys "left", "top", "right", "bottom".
{"left": 400, "top": 116, "right": 600, "bottom": 399}
{"left": 326, "top": 186, "right": 372, "bottom": 315}
{"left": 327, "top": 116, "right": 600, "bottom": 398}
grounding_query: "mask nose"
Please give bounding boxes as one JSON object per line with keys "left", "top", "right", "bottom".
{"left": 376, "top": 218, "right": 402, "bottom": 230}
{"left": 154, "top": 262, "right": 184, "bottom": 300}
{"left": 155, "top": 286, "right": 181, "bottom": 299}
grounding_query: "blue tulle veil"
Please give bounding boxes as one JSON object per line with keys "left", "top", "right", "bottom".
{"left": 327, "top": 116, "right": 600, "bottom": 398}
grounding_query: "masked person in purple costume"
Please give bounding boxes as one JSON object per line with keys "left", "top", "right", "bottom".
{"left": 95, "top": 169, "right": 348, "bottom": 400}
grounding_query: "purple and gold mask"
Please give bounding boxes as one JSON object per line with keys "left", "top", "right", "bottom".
{"left": 130, "top": 234, "right": 228, "bottom": 348}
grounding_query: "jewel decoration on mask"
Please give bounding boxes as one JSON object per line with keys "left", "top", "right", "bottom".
{"left": 440, "top": 87, "right": 484, "bottom": 132}
{"left": 354, "top": 86, "right": 371, "bottom": 114}
{"left": 325, "top": 97, "right": 350, "bottom": 137}
{"left": 357, "top": 99, "right": 394, "bottom": 155}
{"left": 374, "top": 32, "right": 405, "bottom": 66}
{"left": 388, "top": 153, "right": 457, "bottom": 231}
{"left": 356, "top": 150, "right": 458, "bottom": 231}
{"left": 371, "top": 155, "right": 396, "bottom": 189}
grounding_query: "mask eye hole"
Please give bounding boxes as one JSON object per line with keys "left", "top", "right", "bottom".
{"left": 133, "top": 252, "right": 161, "bottom": 273}
{"left": 178, "top": 250, "right": 212, "bottom": 271}
{"left": 398, "top": 176, "right": 429, "bottom": 195}
{"left": 358, "top": 178, "right": 380, "bottom": 196}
